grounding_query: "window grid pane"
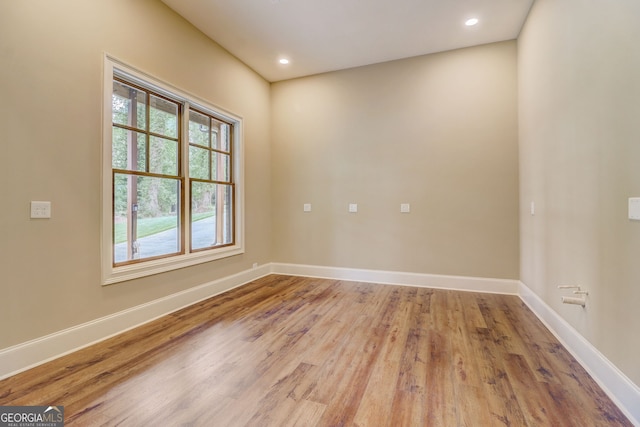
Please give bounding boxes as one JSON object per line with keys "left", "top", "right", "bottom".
{"left": 113, "top": 173, "right": 181, "bottom": 264}
{"left": 188, "top": 109, "right": 235, "bottom": 251}
{"left": 189, "top": 146, "right": 210, "bottom": 180}
{"left": 211, "top": 152, "right": 231, "bottom": 183}
{"left": 149, "top": 136, "right": 179, "bottom": 176}
{"left": 112, "top": 128, "right": 147, "bottom": 171}
{"left": 149, "top": 94, "right": 179, "bottom": 139}
{"left": 191, "top": 181, "right": 234, "bottom": 251}
{"left": 211, "top": 118, "right": 231, "bottom": 153}
{"left": 112, "top": 81, "right": 147, "bottom": 130}
{"left": 189, "top": 110, "right": 211, "bottom": 148}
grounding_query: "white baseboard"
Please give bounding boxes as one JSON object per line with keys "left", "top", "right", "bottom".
{"left": 273, "top": 264, "right": 639, "bottom": 425}
{"left": 0, "top": 264, "right": 271, "bottom": 380}
{"left": 2, "top": 263, "right": 637, "bottom": 426}
{"left": 271, "top": 262, "right": 520, "bottom": 294}
{"left": 0, "top": 263, "right": 518, "bottom": 381}
{"left": 519, "top": 281, "right": 640, "bottom": 426}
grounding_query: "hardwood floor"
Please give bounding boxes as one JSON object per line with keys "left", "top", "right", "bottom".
{"left": 0, "top": 275, "right": 632, "bottom": 426}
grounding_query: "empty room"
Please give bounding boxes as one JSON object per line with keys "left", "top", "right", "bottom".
{"left": 1, "top": 0, "right": 639, "bottom": 425}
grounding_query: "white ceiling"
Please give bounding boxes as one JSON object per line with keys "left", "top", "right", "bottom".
{"left": 161, "top": 0, "right": 534, "bottom": 82}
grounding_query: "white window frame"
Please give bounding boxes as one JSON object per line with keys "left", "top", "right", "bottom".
{"left": 102, "top": 55, "right": 244, "bottom": 285}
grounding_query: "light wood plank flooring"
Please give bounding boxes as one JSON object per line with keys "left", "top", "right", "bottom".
{"left": 0, "top": 275, "right": 632, "bottom": 426}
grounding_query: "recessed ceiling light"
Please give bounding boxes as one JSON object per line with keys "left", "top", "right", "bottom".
{"left": 279, "top": 58, "right": 290, "bottom": 65}
{"left": 465, "top": 18, "right": 479, "bottom": 26}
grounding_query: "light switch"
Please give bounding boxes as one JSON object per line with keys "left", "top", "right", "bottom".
{"left": 348, "top": 203, "right": 358, "bottom": 213}
{"left": 530, "top": 201, "right": 535, "bottom": 216}
{"left": 400, "top": 203, "right": 410, "bottom": 213}
{"left": 629, "top": 198, "right": 640, "bottom": 220}
{"left": 303, "top": 203, "right": 312, "bottom": 212}
{"left": 31, "top": 201, "right": 51, "bottom": 219}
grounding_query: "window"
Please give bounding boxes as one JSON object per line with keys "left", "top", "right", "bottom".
{"left": 187, "top": 110, "right": 234, "bottom": 252}
{"left": 102, "top": 56, "right": 243, "bottom": 285}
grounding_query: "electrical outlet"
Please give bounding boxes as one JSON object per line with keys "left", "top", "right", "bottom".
{"left": 400, "top": 203, "right": 410, "bottom": 213}
{"left": 348, "top": 203, "right": 358, "bottom": 213}
{"left": 31, "top": 201, "right": 51, "bottom": 219}
{"left": 629, "top": 198, "right": 640, "bottom": 220}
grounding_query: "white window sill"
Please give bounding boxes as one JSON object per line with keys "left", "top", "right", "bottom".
{"left": 102, "top": 245, "right": 244, "bottom": 286}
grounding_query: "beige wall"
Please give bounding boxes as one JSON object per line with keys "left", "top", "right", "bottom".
{"left": 0, "top": 0, "right": 271, "bottom": 348}
{"left": 271, "top": 41, "right": 520, "bottom": 279}
{"left": 519, "top": 0, "right": 640, "bottom": 384}
{"left": 3, "top": 0, "right": 637, "bottom": 397}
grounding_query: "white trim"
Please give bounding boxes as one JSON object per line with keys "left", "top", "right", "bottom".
{"left": 0, "top": 264, "right": 518, "bottom": 380}
{"left": 2, "top": 262, "right": 636, "bottom": 425}
{"left": 271, "top": 264, "right": 639, "bottom": 424}
{"left": 103, "top": 248, "right": 246, "bottom": 285}
{"left": 271, "top": 263, "right": 520, "bottom": 294}
{"left": 519, "top": 281, "right": 640, "bottom": 426}
{"left": 0, "top": 264, "right": 271, "bottom": 380}
{"left": 105, "top": 53, "right": 241, "bottom": 121}
{"left": 101, "top": 56, "right": 115, "bottom": 281}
